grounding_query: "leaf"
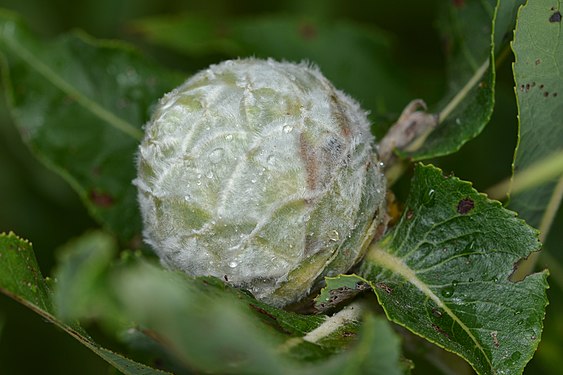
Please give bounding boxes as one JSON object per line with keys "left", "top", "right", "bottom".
{"left": 0, "top": 9, "right": 184, "bottom": 242}
{"left": 0, "top": 232, "right": 172, "bottom": 374}
{"left": 510, "top": 0, "right": 563, "bottom": 228}
{"left": 359, "top": 164, "right": 549, "bottom": 375}
{"left": 129, "top": 14, "right": 412, "bottom": 126}
{"left": 53, "top": 231, "right": 409, "bottom": 375}
{"left": 407, "top": 0, "right": 525, "bottom": 160}
{"left": 315, "top": 274, "right": 371, "bottom": 312}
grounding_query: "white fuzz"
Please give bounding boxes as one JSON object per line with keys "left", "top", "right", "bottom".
{"left": 135, "top": 58, "right": 386, "bottom": 307}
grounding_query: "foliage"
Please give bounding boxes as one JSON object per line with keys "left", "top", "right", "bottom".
{"left": 0, "top": 0, "right": 561, "bottom": 374}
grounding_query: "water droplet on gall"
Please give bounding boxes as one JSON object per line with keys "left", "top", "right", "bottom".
{"left": 208, "top": 148, "right": 224, "bottom": 163}
{"left": 329, "top": 230, "right": 340, "bottom": 242}
{"left": 225, "top": 134, "right": 233, "bottom": 141}
{"left": 283, "top": 125, "right": 293, "bottom": 133}
{"left": 228, "top": 261, "right": 238, "bottom": 268}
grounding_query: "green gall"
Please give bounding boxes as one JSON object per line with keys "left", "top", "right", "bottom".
{"left": 135, "top": 58, "right": 387, "bottom": 307}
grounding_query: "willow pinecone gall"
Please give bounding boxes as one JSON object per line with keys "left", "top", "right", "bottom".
{"left": 135, "top": 58, "right": 387, "bottom": 307}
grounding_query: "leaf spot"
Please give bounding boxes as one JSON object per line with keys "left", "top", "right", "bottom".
{"left": 535, "top": 58, "right": 541, "bottom": 65}
{"left": 549, "top": 11, "right": 562, "bottom": 23}
{"left": 375, "top": 282, "right": 393, "bottom": 294}
{"left": 491, "top": 331, "right": 500, "bottom": 348}
{"left": 431, "top": 323, "right": 450, "bottom": 339}
{"left": 299, "top": 22, "right": 317, "bottom": 40}
{"left": 457, "top": 198, "right": 474, "bottom": 214}
{"left": 89, "top": 190, "right": 114, "bottom": 208}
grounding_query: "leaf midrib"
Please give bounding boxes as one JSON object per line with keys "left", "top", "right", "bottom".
{"left": 367, "top": 245, "right": 493, "bottom": 372}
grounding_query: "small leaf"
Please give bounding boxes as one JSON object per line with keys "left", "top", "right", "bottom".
{"left": 0, "top": 232, "right": 173, "bottom": 375}
{"left": 510, "top": 0, "right": 563, "bottom": 228}
{"left": 54, "top": 231, "right": 409, "bottom": 374}
{"left": 359, "top": 164, "right": 549, "bottom": 375}
{"left": 407, "top": 0, "right": 525, "bottom": 159}
{"left": 315, "top": 274, "right": 371, "bottom": 312}
{"left": 0, "top": 10, "right": 183, "bottom": 242}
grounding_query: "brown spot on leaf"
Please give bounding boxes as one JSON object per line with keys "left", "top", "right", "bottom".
{"left": 432, "top": 324, "right": 450, "bottom": 339}
{"left": 549, "top": 11, "right": 562, "bottom": 22}
{"left": 406, "top": 210, "right": 414, "bottom": 220}
{"left": 299, "top": 22, "right": 317, "bottom": 40}
{"left": 535, "top": 59, "right": 541, "bottom": 65}
{"left": 457, "top": 198, "right": 474, "bottom": 214}
{"left": 491, "top": 331, "right": 500, "bottom": 347}
{"left": 249, "top": 304, "right": 277, "bottom": 321}
{"left": 544, "top": 91, "right": 550, "bottom": 97}
{"left": 376, "top": 282, "right": 393, "bottom": 294}
{"left": 89, "top": 190, "right": 114, "bottom": 208}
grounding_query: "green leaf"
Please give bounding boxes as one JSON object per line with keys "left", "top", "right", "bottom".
{"left": 510, "top": 0, "right": 563, "bottom": 228}
{"left": 315, "top": 274, "right": 371, "bottom": 312}
{"left": 129, "top": 14, "right": 412, "bottom": 124}
{"left": 408, "top": 0, "right": 524, "bottom": 159}
{"left": 54, "top": 231, "right": 409, "bottom": 375}
{"left": 0, "top": 9, "right": 183, "bottom": 242}
{"left": 359, "top": 164, "right": 549, "bottom": 375}
{"left": 0, "top": 232, "right": 172, "bottom": 375}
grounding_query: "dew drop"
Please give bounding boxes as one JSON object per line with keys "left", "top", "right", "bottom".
{"left": 424, "top": 189, "right": 436, "bottom": 206}
{"left": 206, "top": 171, "right": 214, "bottom": 179}
{"left": 329, "top": 230, "right": 340, "bottom": 242}
{"left": 468, "top": 277, "right": 474, "bottom": 282}
{"left": 208, "top": 148, "right": 224, "bottom": 164}
{"left": 452, "top": 280, "right": 459, "bottom": 287}
{"left": 283, "top": 125, "right": 294, "bottom": 133}
{"left": 228, "top": 261, "right": 238, "bottom": 268}
{"left": 251, "top": 178, "right": 257, "bottom": 184}
{"left": 431, "top": 307, "right": 443, "bottom": 318}
{"left": 513, "top": 309, "right": 522, "bottom": 315}
{"left": 493, "top": 276, "right": 499, "bottom": 283}
{"left": 225, "top": 134, "right": 233, "bottom": 141}
{"left": 441, "top": 286, "right": 454, "bottom": 298}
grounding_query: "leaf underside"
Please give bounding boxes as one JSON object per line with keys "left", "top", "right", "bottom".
{"left": 0, "top": 9, "right": 183, "bottom": 243}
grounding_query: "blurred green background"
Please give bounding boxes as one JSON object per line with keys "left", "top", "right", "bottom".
{"left": 0, "top": 0, "right": 559, "bottom": 374}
